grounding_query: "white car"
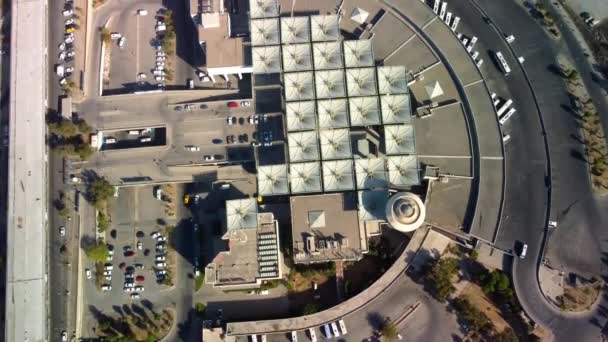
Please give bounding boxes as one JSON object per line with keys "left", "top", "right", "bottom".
{"left": 204, "top": 155, "right": 215, "bottom": 161}
{"left": 240, "top": 100, "right": 251, "bottom": 107}
{"left": 59, "top": 42, "right": 66, "bottom": 50}
{"left": 123, "top": 287, "right": 135, "bottom": 293}
{"left": 155, "top": 187, "right": 162, "bottom": 200}
{"left": 155, "top": 256, "right": 166, "bottom": 261}
{"left": 59, "top": 51, "right": 66, "bottom": 60}
{"left": 157, "top": 236, "right": 167, "bottom": 242}
{"left": 104, "top": 265, "right": 113, "bottom": 271}
{"left": 85, "top": 269, "right": 92, "bottom": 279}
{"left": 188, "top": 79, "right": 194, "bottom": 89}
{"left": 156, "top": 52, "right": 166, "bottom": 57}
{"left": 185, "top": 145, "right": 200, "bottom": 152}
{"left": 103, "top": 270, "right": 112, "bottom": 276}
{"left": 62, "top": 331, "right": 68, "bottom": 341}
{"left": 137, "top": 9, "right": 148, "bottom": 16}
{"left": 131, "top": 293, "right": 141, "bottom": 300}
{"left": 156, "top": 61, "right": 165, "bottom": 67}
{"left": 118, "top": 37, "right": 126, "bottom": 48}
{"left": 65, "top": 66, "right": 74, "bottom": 74}
{"left": 226, "top": 116, "right": 235, "bottom": 125}
{"left": 65, "top": 35, "right": 75, "bottom": 44}
{"left": 65, "top": 18, "right": 74, "bottom": 25}
{"left": 135, "top": 285, "right": 145, "bottom": 292}
{"left": 151, "top": 232, "right": 161, "bottom": 239}
{"left": 155, "top": 262, "right": 167, "bottom": 268}
{"left": 520, "top": 244, "right": 528, "bottom": 259}
{"left": 137, "top": 241, "right": 143, "bottom": 250}
{"left": 59, "top": 77, "right": 67, "bottom": 85}
{"left": 156, "top": 270, "right": 167, "bottom": 275}
{"left": 548, "top": 221, "right": 558, "bottom": 228}
{"left": 59, "top": 226, "right": 66, "bottom": 236}
{"left": 156, "top": 56, "right": 166, "bottom": 61}
{"left": 101, "top": 285, "right": 112, "bottom": 291}
{"left": 137, "top": 72, "right": 146, "bottom": 79}
{"left": 67, "top": 51, "right": 75, "bottom": 57}
{"left": 62, "top": 9, "right": 73, "bottom": 16}
{"left": 155, "top": 76, "right": 165, "bottom": 81}
{"left": 110, "top": 32, "right": 122, "bottom": 40}
{"left": 125, "top": 282, "right": 135, "bottom": 288}
{"left": 105, "top": 275, "right": 112, "bottom": 281}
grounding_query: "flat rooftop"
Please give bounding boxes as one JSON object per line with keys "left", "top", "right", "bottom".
{"left": 198, "top": 13, "right": 248, "bottom": 69}
{"left": 291, "top": 193, "right": 364, "bottom": 263}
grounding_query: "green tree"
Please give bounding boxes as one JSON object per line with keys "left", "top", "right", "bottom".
{"left": 453, "top": 297, "right": 492, "bottom": 334}
{"left": 97, "top": 211, "right": 110, "bottom": 232}
{"left": 426, "top": 257, "right": 459, "bottom": 302}
{"left": 380, "top": 318, "right": 399, "bottom": 341}
{"left": 302, "top": 303, "right": 320, "bottom": 315}
{"left": 84, "top": 243, "right": 109, "bottom": 262}
{"left": 48, "top": 120, "right": 79, "bottom": 137}
{"left": 494, "top": 328, "right": 518, "bottom": 342}
{"left": 101, "top": 27, "right": 111, "bottom": 45}
{"left": 195, "top": 302, "right": 206, "bottom": 316}
{"left": 88, "top": 177, "right": 114, "bottom": 209}
{"left": 479, "top": 270, "right": 510, "bottom": 295}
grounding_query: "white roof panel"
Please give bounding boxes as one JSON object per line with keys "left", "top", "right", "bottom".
{"left": 377, "top": 66, "right": 409, "bottom": 95}
{"left": 351, "top": 7, "right": 370, "bottom": 25}
{"left": 380, "top": 94, "right": 411, "bottom": 124}
{"left": 251, "top": 18, "right": 280, "bottom": 46}
{"left": 343, "top": 40, "right": 374, "bottom": 67}
{"left": 281, "top": 17, "right": 311, "bottom": 44}
{"left": 282, "top": 43, "right": 313, "bottom": 72}
{"left": 355, "top": 158, "right": 387, "bottom": 189}
{"left": 286, "top": 101, "right": 317, "bottom": 131}
{"left": 317, "top": 98, "right": 349, "bottom": 129}
{"left": 315, "top": 69, "right": 346, "bottom": 99}
{"left": 258, "top": 164, "right": 289, "bottom": 195}
{"left": 346, "top": 67, "right": 377, "bottom": 97}
{"left": 322, "top": 159, "right": 355, "bottom": 191}
{"left": 358, "top": 190, "right": 389, "bottom": 221}
{"left": 290, "top": 162, "right": 322, "bottom": 194}
{"left": 387, "top": 155, "right": 420, "bottom": 186}
{"left": 249, "top": 0, "right": 279, "bottom": 18}
{"left": 319, "top": 128, "right": 352, "bottom": 160}
{"left": 384, "top": 124, "right": 415, "bottom": 155}
{"left": 310, "top": 15, "right": 341, "bottom": 42}
{"left": 349, "top": 96, "right": 381, "bottom": 126}
{"left": 313, "top": 42, "right": 343, "bottom": 70}
{"left": 252, "top": 46, "right": 282, "bottom": 73}
{"left": 226, "top": 198, "right": 259, "bottom": 230}
{"left": 284, "top": 71, "right": 315, "bottom": 101}
{"left": 288, "top": 131, "right": 320, "bottom": 162}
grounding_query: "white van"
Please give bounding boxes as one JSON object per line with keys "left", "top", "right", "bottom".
{"left": 323, "top": 324, "right": 332, "bottom": 339}
{"left": 128, "top": 130, "right": 141, "bottom": 135}
{"left": 308, "top": 328, "right": 317, "bottom": 342}
{"left": 250, "top": 335, "right": 258, "bottom": 342}
{"left": 331, "top": 322, "right": 340, "bottom": 337}
{"left": 105, "top": 137, "right": 117, "bottom": 144}
{"left": 338, "top": 319, "right": 347, "bottom": 335}
{"left": 291, "top": 331, "right": 297, "bottom": 342}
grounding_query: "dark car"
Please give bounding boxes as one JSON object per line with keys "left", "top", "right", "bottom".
{"left": 136, "top": 276, "right": 145, "bottom": 282}
{"left": 136, "top": 231, "right": 145, "bottom": 238}
{"left": 200, "top": 104, "right": 208, "bottom": 109}
{"left": 227, "top": 101, "right": 238, "bottom": 108}
{"left": 212, "top": 138, "right": 223, "bottom": 144}
{"left": 124, "top": 251, "right": 135, "bottom": 257}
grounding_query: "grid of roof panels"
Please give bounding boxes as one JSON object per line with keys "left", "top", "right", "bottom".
{"left": 343, "top": 40, "right": 374, "bottom": 67}
{"left": 315, "top": 69, "right": 346, "bottom": 99}
{"left": 251, "top": 18, "right": 280, "bottom": 46}
{"left": 346, "top": 67, "right": 378, "bottom": 97}
{"left": 284, "top": 71, "right": 315, "bottom": 101}
{"left": 349, "top": 96, "right": 381, "bottom": 126}
{"left": 282, "top": 44, "right": 313, "bottom": 72}
{"left": 313, "top": 42, "right": 344, "bottom": 70}
{"left": 320, "top": 128, "right": 352, "bottom": 160}
{"left": 226, "top": 199, "right": 259, "bottom": 231}
{"left": 322, "top": 159, "right": 355, "bottom": 192}
{"left": 257, "top": 231, "right": 279, "bottom": 277}
{"left": 288, "top": 131, "right": 320, "bottom": 162}
{"left": 290, "top": 162, "right": 323, "bottom": 194}
{"left": 380, "top": 94, "right": 412, "bottom": 124}
{"left": 384, "top": 124, "right": 415, "bottom": 155}
{"left": 286, "top": 101, "right": 317, "bottom": 131}
{"left": 310, "top": 15, "right": 340, "bottom": 42}
{"left": 317, "top": 99, "right": 349, "bottom": 129}
{"left": 355, "top": 158, "right": 388, "bottom": 189}
{"left": 358, "top": 190, "right": 389, "bottom": 221}
{"left": 252, "top": 46, "right": 282, "bottom": 73}
{"left": 281, "top": 17, "right": 311, "bottom": 44}
{"left": 249, "top": 0, "right": 279, "bottom": 19}
{"left": 386, "top": 155, "right": 420, "bottom": 186}
{"left": 258, "top": 165, "right": 289, "bottom": 195}
{"left": 377, "top": 66, "right": 409, "bottom": 95}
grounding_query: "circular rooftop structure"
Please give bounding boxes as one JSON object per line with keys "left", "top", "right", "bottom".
{"left": 386, "top": 192, "right": 425, "bottom": 232}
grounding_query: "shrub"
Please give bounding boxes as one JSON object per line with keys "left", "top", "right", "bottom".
{"left": 85, "top": 244, "right": 109, "bottom": 262}
{"left": 426, "top": 257, "right": 459, "bottom": 302}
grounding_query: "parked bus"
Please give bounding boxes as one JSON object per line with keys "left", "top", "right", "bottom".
{"left": 495, "top": 51, "right": 511, "bottom": 75}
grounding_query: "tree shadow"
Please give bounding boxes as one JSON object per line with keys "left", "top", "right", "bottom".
{"left": 570, "top": 149, "right": 587, "bottom": 162}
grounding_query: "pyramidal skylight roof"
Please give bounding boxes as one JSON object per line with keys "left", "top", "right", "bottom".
{"left": 252, "top": 46, "right": 281, "bottom": 73}
{"left": 282, "top": 44, "right": 313, "bottom": 72}
{"left": 343, "top": 40, "right": 374, "bottom": 67}
{"left": 288, "top": 131, "right": 320, "bottom": 162}
{"left": 358, "top": 190, "right": 389, "bottom": 221}
{"left": 346, "top": 67, "right": 377, "bottom": 97}
{"left": 284, "top": 71, "right": 315, "bottom": 101}
{"left": 355, "top": 158, "right": 387, "bottom": 190}
{"left": 349, "top": 96, "right": 381, "bottom": 126}
{"left": 377, "top": 66, "right": 408, "bottom": 95}
{"left": 313, "top": 42, "right": 343, "bottom": 70}
{"left": 387, "top": 155, "right": 420, "bottom": 186}
{"left": 380, "top": 94, "right": 411, "bottom": 124}
{"left": 249, "top": 0, "right": 279, "bottom": 19}
{"left": 322, "top": 159, "right": 355, "bottom": 191}
{"left": 384, "top": 124, "right": 415, "bottom": 155}
{"left": 258, "top": 164, "right": 289, "bottom": 195}
{"left": 290, "top": 162, "right": 322, "bottom": 194}
{"left": 310, "top": 15, "right": 340, "bottom": 42}
{"left": 251, "top": 18, "right": 280, "bottom": 46}
{"left": 286, "top": 101, "right": 317, "bottom": 131}
{"left": 226, "top": 198, "right": 258, "bottom": 231}
{"left": 281, "top": 17, "right": 311, "bottom": 44}
{"left": 317, "top": 99, "right": 349, "bottom": 129}
{"left": 320, "top": 128, "right": 352, "bottom": 160}
{"left": 315, "top": 69, "right": 346, "bottom": 99}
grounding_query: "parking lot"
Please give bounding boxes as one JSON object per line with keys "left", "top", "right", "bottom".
{"left": 82, "top": 185, "right": 190, "bottom": 334}
{"left": 107, "top": 3, "right": 173, "bottom": 92}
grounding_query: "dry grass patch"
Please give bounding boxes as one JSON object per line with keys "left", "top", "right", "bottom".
{"left": 461, "top": 283, "right": 510, "bottom": 333}
{"left": 558, "top": 283, "right": 602, "bottom": 312}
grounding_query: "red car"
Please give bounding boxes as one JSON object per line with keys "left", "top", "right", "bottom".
{"left": 136, "top": 276, "right": 145, "bottom": 282}
{"left": 124, "top": 251, "right": 135, "bottom": 257}
{"left": 227, "top": 101, "right": 238, "bottom": 108}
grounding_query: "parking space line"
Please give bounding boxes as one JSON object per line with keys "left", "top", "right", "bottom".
{"left": 136, "top": 16, "right": 140, "bottom": 75}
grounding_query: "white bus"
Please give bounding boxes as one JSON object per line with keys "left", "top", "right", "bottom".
{"left": 496, "top": 99, "right": 513, "bottom": 117}
{"left": 499, "top": 108, "right": 517, "bottom": 125}
{"left": 495, "top": 51, "right": 511, "bottom": 75}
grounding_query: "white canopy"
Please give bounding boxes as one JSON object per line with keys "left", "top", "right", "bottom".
{"left": 384, "top": 124, "right": 415, "bottom": 155}
{"left": 315, "top": 69, "right": 346, "bottom": 99}
{"left": 251, "top": 18, "right": 280, "bottom": 46}
{"left": 249, "top": 0, "right": 279, "bottom": 19}
{"left": 226, "top": 198, "right": 258, "bottom": 231}
{"left": 258, "top": 164, "right": 289, "bottom": 195}
{"left": 319, "top": 128, "right": 352, "bottom": 160}
{"left": 290, "top": 162, "right": 322, "bottom": 194}
{"left": 322, "top": 159, "right": 355, "bottom": 191}
{"left": 350, "top": 7, "right": 370, "bottom": 25}
{"left": 252, "top": 46, "right": 281, "bottom": 73}
{"left": 349, "top": 96, "right": 381, "bottom": 126}
{"left": 387, "top": 155, "right": 420, "bottom": 186}
{"left": 346, "top": 67, "right": 377, "bottom": 97}
{"left": 281, "top": 17, "right": 311, "bottom": 44}
{"left": 355, "top": 158, "right": 387, "bottom": 189}
{"left": 380, "top": 94, "right": 411, "bottom": 124}
{"left": 425, "top": 81, "right": 444, "bottom": 99}
{"left": 312, "top": 41, "right": 343, "bottom": 70}
{"left": 286, "top": 101, "right": 317, "bottom": 131}
{"left": 343, "top": 40, "right": 374, "bottom": 67}
{"left": 377, "top": 66, "right": 408, "bottom": 94}
{"left": 284, "top": 71, "right": 315, "bottom": 101}
{"left": 317, "top": 99, "right": 350, "bottom": 129}
{"left": 288, "top": 131, "right": 320, "bottom": 162}
{"left": 310, "top": 15, "right": 340, "bottom": 42}
{"left": 282, "top": 43, "right": 313, "bottom": 72}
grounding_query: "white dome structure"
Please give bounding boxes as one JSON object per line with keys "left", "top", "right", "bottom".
{"left": 385, "top": 192, "right": 425, "bottom": 232}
